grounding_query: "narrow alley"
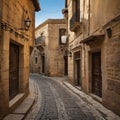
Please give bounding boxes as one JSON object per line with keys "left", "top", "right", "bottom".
{"left": 1, "top": 0, "right": 120, "bottom": 119}
{"left": 25, "top": 74, "right": 120, "bottom": 120}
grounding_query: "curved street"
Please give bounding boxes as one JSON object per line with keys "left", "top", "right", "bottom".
{"left": 25, "top": 74, "right": 110, "bottom": 120}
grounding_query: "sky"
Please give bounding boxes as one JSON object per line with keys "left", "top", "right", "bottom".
{"left": 35, "top": 0, "right": 65, "bottom": 27}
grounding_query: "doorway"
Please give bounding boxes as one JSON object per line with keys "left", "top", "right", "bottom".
{"left": 42, "top": 55, "right": 45, "bottom": 73}
{"left": 92, "top": 52, "right": 102, "bottom": 97}
{"left": 74, "top": 51, "right": 81, "bottom": 86}
{"left": 64, "top": 56, "right": 68, "bottom": 75}
{"left": 9, "top": 43, "right": 19, "bottom": 100}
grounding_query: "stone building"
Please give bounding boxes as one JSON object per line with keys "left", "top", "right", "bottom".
{"left": 31, "top": 19, "right": 67, "bottom": 76}
{"left": 0, "top": 0, "right": 40, "bottom": 119}
{"left": 30, "top": 47, "right": 41, "bottom": 73}
{"left": 63, "top": 0, "right": 120, "bottom": 115}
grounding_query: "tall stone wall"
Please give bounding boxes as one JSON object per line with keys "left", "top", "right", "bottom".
{"left": 0, "top": 0, "right": 37, "bottom": 118}
{"left": 35, "top": 19, "right": 66, "bottom": 77}
{"left": 90, "top": 0, "right": 120, "bottom": 35}
{"left": 66, "top": 0, "right": 120, "bottom": 115}
{"left": 48, "top": 23, "right": 66, "bottom": 76}
{"left": 103, "top": 22, "right": 120, "bottom": 115}
{"left": 88, "top": 0, "right": 120, "bottom": 115}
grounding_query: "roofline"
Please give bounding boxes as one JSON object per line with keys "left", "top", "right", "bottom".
{"left": 32, "top": 0, "right": 40, "bottom": 11}
{"left": 35, "top": 19, "right": 66, "bottom": 30}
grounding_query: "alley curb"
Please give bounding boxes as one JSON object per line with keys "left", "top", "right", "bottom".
{"left": 3, "top": 80, "right": 36, "bottom": 120}
{"left": 62, "top": 79, "right": 120, "bottom": 120}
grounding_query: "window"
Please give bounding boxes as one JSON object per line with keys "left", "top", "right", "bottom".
{"left": 59, "top": 28, "right": 66, "bottom": 44}
{"left": 70, "top": 0, "right": 81, "bottom": 32}
{"left": 72, "top": 0, "right": 80, "bottom": 18}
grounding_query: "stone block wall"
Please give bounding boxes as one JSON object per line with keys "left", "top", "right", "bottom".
{"left": 66, "top": 0, "right": 120, "bottom": 115}
{"left": 35, "top": 19, "right": 66, "bottom": 77}
{"left": 0, "top": 0, "right": 39, "bottom": 118}
{"left": 102, "top": 22, "right": 120, "bottom": 115}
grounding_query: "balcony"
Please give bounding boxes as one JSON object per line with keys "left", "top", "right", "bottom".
{"left": 70, "top": 12, "right": 82, "bottom": 32}
{"left": 35, "top": 36, "right": 45, "bottom": 46}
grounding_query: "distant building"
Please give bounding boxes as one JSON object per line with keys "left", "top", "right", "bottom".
{"left": 63, "top": 0, "right": 120, "bottom": 115}
{"left": 0, "top": 0, "right": 40, "bottom": 119}
{"left": 30, "top": 19, "right": 67, "bottom": 76}
{"left": 30, "top": 47, "right": 41, "bottom": 73}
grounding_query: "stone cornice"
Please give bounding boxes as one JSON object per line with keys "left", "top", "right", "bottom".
{"left": 32, "top": 0, "right": 40, "bottom": 11}
{"left": 35, "top": 19, "right": 66, "bottom": 30}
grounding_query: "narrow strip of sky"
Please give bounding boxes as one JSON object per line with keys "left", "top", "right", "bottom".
{"left": 35, "top": 0, "right": 65, "bottom": 27}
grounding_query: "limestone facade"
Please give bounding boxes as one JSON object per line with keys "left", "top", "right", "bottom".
{"left": 30, "top": 47, "right": 41, "bottom": 73}
{"left": 31, "top": 19, "right": 67, "bottom": 76}
{"left": 0, "top": 0, "right": 40, "bottom": 119}
{"left": 64, "top": 0, "right": 120, "bottom": 115}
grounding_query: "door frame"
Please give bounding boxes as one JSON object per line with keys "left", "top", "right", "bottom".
{"left": 41, "top": 55, "right": 45, "bottom": 73}
{"left": 64, "top": 55, "right": 68, "bottom": 75}
{"left": 9, "top": 42, "right": 20, "bottom": 100}
{"left": 74, "top": 51, "right": 81, "bottom": 86}
{"left": 89, "top": 50, "right": 102, "bottom": 98}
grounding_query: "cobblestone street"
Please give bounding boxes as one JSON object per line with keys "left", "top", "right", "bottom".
{"left": 25, "top": 74, "right": 120, "bottom": 120}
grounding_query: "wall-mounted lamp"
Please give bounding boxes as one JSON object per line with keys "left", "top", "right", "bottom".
{"left": 1, "top": 17, "right": 31, "bottom": 31}
{"left": 58, "top": 34, "right": 72, "bottom": 57}
{"left": 59, "top": 35, "right": 72, "bottom": 57}
{"left": 58, "top": 35, "right": 68, "bottom": 51}
{"left": 24, "top": 17, "right": 31, "bottom": 30}
{"left": 61, "top": 35, "right": 68, "bottom": 44}
{"left": 18, "top": 17, "right": 31, "bottom": 31}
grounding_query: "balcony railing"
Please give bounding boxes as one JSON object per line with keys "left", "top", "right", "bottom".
{"left": 35, "top": 36, "right": 45, "bottom": 46}
{"left": 70, "top": 12, "right": 82, "bottom": 32}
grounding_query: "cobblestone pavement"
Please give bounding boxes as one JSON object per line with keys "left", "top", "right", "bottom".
{"left": 25, "top": 74, "right": 120, "bottom": 120}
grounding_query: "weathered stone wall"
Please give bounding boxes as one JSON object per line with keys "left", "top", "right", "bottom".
{"left": 90, "top": 0, "right": 120, "bottom": 35}
{"left": 88, "top": 0, "right": 120, "bottom": 115}
{"left": 0, "top": 0, "right": 37, "bottom": 118}
{"left": 30, "top": 47, "right": 41, "bottom": 73}
{"left": 66, "top": 0, "right": 120, "bottom": 115}
{"left": 35, "top": 23, "right": 49, "bottom": 74}
{"left": 35, "top": 19, "right": 66, "bottom": 76}
{"left": 48, "top": 22, "right": 66, "bottom": 76}
{"left": 103, "top": 22, "right": 120, "bottom": 115}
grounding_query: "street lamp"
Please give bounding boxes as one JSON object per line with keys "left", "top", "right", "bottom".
{"left": 59, "top": 35, "right": 72, "bottom": 57}
{"left": 0, "top": 17, "right": 31, "bottom": 31}
{"left": 17, "top": 17, "right": 31, "bottom": 31}
{"left": 24, "top": 17, "right": 31, "bottom": 30}
{"left": 61, "top": 35, "right": 68, "bottom": 44}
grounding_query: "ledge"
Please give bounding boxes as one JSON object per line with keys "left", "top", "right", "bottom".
{"left": 80, "top": 34, "right": 105, "bottom": 44}
{"left": 9, "top": 93, "right": 25, "bottom": 111}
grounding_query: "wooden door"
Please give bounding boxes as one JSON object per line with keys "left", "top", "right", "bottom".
{"left": 9, "top": 43, "right": 19, "bottom": 100}
{"left": 92, "top": 52, "right": 102, "bottom": 97}
{"left": 75, "top": 59, "right": 80, "bottom": 85}
{"left": 74, "top": 51, "right": 81, "bottom": 86}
